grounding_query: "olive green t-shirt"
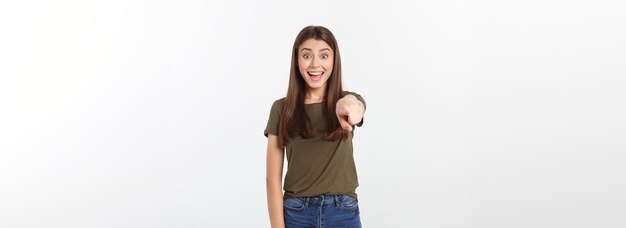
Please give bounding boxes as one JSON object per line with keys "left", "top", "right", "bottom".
{"left": 264, "top": 91, "right": 366, "bottom": 201}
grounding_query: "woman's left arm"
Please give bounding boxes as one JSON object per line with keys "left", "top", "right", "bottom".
{"left": 336, "top": 94, "right": 365, "bottom": 131}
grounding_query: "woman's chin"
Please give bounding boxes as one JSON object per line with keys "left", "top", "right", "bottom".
{"left": 305, "top": 82, "right": 327, "bottom": 89}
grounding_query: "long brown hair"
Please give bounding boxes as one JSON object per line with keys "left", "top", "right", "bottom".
{"left": 278, "top": 25, "right": 348, "bottom": 147}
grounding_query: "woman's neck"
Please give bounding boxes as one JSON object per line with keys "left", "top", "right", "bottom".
{"left": 305, "top": 87, "right": 326, "bottom": 103}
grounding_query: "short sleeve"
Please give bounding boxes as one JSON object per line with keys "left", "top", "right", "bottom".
{"left": 263, "top": 99, "right": 283, "bottom": 137}
{"left": 343, "top": 91, "right": 366, "bottom": 127}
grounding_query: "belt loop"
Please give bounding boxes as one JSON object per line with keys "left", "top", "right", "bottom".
{"left": 304, "top": 196, "right": 310, "bottom": 207}
{"left": 335, "top": 195, "right": 339, "bottom": 207}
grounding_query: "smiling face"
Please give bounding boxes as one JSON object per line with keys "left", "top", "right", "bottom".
{"left": 298, "top": 38, "right": 334, "bottom": 91}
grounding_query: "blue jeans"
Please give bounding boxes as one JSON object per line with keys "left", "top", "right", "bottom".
{"left": 283, "top": 194, "right": 362, "bottom": 228}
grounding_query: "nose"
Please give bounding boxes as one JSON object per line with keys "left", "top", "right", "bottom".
{"left": 309, "top": 56, "right": 320, "bottom": 68}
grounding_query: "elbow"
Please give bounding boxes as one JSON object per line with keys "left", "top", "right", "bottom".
{"left": 266, "top": 176, "right": 282, "bottom": 185}
{"left": 266, "top": 176, "right": 276, "bottom": 183}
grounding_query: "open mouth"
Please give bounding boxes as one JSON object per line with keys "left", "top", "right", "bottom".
{"left": 307, "top": 71, "right": 324, "bottom": 81}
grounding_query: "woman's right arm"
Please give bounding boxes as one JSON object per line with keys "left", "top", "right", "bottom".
{"left": 266, "top": 134, "right": 285, "bottom": 228}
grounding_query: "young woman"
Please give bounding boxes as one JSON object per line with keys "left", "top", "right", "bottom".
{"left": 264, "top": 25, "right": 366, "bottom": 228}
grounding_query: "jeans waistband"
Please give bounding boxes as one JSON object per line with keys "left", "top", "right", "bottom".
{"left": 297, "top": 194, "right": 345, "bottom": 207}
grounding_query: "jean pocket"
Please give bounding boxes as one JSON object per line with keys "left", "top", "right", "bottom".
{"left": 338, "top": 195, "right": 359, "bottom": 211}
{"left": 283, "top": 197, "right": 306, "bottom": 210}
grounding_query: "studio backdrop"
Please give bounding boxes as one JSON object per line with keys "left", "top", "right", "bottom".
{"left": 1, "top": 0, "right": 625, "bottom": 227}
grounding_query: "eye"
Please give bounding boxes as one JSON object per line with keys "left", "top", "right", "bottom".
{"left": 321, "top": 54, "right": 328, "bottom": 59}
{"left": 303, "top": 54, "right": 311, "bottom": 59}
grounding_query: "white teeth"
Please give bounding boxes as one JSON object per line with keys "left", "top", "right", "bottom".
{"left": 308, "top": 72, "right": 323, "bottom": 76}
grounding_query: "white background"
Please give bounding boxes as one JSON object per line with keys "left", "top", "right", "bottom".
{"left": 1, "top": 0, "right": 625, "bottom": 227}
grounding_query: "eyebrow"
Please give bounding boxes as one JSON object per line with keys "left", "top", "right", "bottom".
{"left": 301, "top": 48, "right": 332, "bottom": 52}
